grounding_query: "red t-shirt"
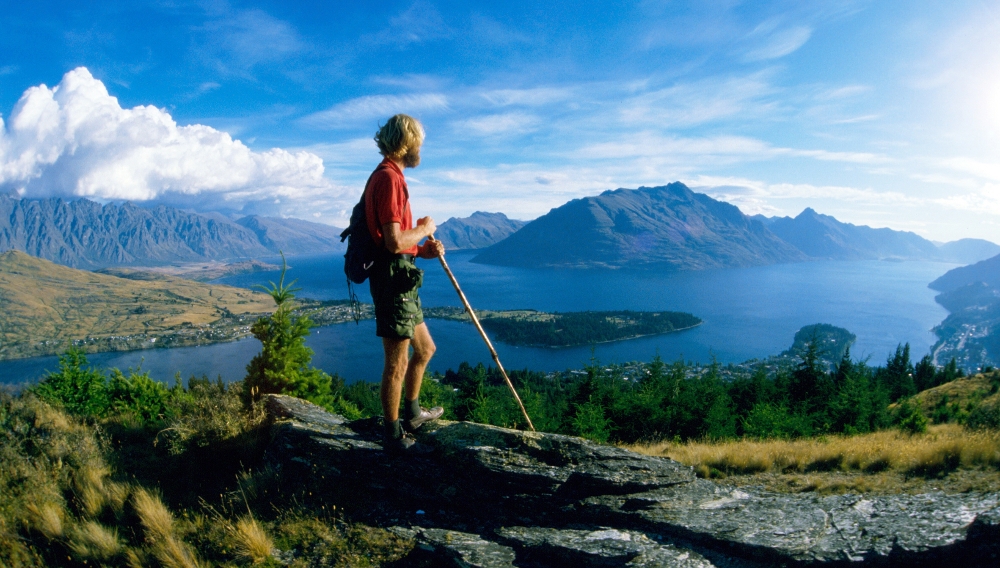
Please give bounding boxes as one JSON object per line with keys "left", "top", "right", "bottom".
{"left": 365, "top": 158, "right": 418, "bottom": 255}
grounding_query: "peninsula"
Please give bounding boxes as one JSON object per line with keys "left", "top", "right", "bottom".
{"left": 0, "top": 251, "right": 701, "bottom": 360}
{"left": 422, "top": 307, "right": 702, "bottom": 347}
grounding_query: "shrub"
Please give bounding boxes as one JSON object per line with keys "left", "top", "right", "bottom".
{"left": 742, "top": 403, "right": 809, "bottom": 439}
{"left": 32, "top": 348, "right": 109, "bottom": 417}
{"left": 572, "top": 397, "right": 612, "bottom": 443}
{"left": 895, "top": 399, "right": 929, "bottom": 434}
{"left": 967, "top": 393, "right": 1000, "bottom": 429}
{"left": 243, "top": 253, "right": 338, "bottom": 411}
{"left": 107, "top": 368, "right": 173, "bottom": 426}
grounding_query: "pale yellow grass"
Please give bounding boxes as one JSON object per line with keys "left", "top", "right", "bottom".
{"left": 132, "top": 488, "right": 201, "bottom": 568}
{"left": 630, "top": 424, "right": 1000, "bottom": 478}
{"left": 24, "top": 503, "right": 64, "bottom": 540}
{"left": 151, "top": 535, "right": 201, "bottom": 568}
{"left": 232, "top": 516, "right": 274, "bottom": 564}
{"left": 68, "top": 521, "right": 121, "bottom": 560}
{"left": 133, "top": 488, "right": 175, "bottom": 541}
{"left": 72, "top": 462, "right": 112, "bottom": 517}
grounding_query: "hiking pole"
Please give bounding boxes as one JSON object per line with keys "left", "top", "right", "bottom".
{"left": 428, "top": 235, "right": 536, "bottom": 431}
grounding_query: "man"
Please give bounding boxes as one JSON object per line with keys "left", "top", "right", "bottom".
{"left": 365, "top": 114, "right": 445, "bottom": 454}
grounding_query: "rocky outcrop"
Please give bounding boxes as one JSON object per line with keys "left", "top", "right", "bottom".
{"left": 264, "top": 394, "right": 1000, "bottom": 567}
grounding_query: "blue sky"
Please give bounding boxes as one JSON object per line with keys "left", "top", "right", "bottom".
{"left": 1, "top": 0, "right": 998, "bottom": 242}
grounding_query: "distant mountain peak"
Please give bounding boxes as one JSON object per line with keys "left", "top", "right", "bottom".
{"left": 769, "top": 209, "right": 938, "bottom": 261}
{"left": 435, "top": 211, "right": 526, "bottom": 251}
{"left": 472, "top": 182, "right": 805, "bottom": 270}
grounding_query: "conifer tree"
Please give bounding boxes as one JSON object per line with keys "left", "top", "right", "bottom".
{"left": 877, "top": 343, "right": 915, "bottom": 401}
{"left": 243, "top": 254, "right": 337, "bottom": 410}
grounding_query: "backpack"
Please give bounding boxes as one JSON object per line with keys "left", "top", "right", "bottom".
{"left": 340, "top": 191, "right": 378, "bottom": 323}
{"left": 340, "top": 191, "right": 377, "bottom": 284}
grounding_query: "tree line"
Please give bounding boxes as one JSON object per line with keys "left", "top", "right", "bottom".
{"left": 333, "top": 341, "right": 974, "bottom": 444}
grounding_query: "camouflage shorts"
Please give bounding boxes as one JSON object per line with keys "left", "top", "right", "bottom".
{"left": 369, "top": 256, "right": 424, "bottom": 339}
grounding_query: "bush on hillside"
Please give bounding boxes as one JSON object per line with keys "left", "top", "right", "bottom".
{"left": 894, "top": 400, "right": 929, "bottom": 434}
{"left": 33, "top": 348, "right": 109, "bottom": 418}
{"left": 967, "top": 393, "right": 1000, "bottom": 430}
{"left": 107, "top": 368, "right": 173, "bottom": 426}
{"left": 243, "top": 253, "right": 359, "bottom": 417}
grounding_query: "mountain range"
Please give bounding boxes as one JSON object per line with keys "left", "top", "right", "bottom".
{"left": 472, "top": 183, "right": 808, "bottom": 269}
{"left": 2, "top": 187, "right": 996, "bottom": 273}
{"left": 434, "top": 212, "right": 526, "bottom": 250}
{"left": 472, "top": 184, "right": 997, "bottom": 270}
{"left": 757, "top": 208, "right": 999, "bottom": 262}
{"left": 0, "top": 195, "right": 343, "bottom": 268}
{"left": 760, "top": 208, "right": 938, "bottom": 260}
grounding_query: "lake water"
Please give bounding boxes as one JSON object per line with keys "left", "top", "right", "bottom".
{"left": 0, "top": 252, "right": 954, "bottom": 387}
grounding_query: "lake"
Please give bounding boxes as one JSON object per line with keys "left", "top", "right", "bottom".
{"left": 0, "top": 252, "right": 954, "bottom": 387}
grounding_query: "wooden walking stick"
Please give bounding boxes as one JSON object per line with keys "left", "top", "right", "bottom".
{"left": 428, "top": 236, "right": 535, "bottom": 431}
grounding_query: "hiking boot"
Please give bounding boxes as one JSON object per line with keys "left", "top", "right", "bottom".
{"left": 402, "top": 405, "right": 444, "bottom": 432}
{"left": 384, "top": 432, "right": 434, "bottom": 456}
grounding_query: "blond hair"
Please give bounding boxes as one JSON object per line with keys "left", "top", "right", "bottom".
{"left": 374, "top": 114, "right": 424, "bottom": 160}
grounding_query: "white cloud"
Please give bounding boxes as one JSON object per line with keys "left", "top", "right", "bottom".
{"left": 198, "top": 9, "right": 304, "bottom": 75}
{"left": 301, "top": 93, "right": 449, "bottom": 128}
{"left": 364, "top": 0, "right": 451, "bottom": 47}
{"left": 0, "top": 68, "right": 334, "bottom": 210}
{"left": 818, "top": 85, "right": 872, "bottom": 100}
{"left": 618, "top": 73, "right": 776, "bottom": 127}
{"left": 937, "top": 156, "right": 1000, "bottom": 182}
{"left": 480, "top": 87, "right": 574, "bottom": 107}
{"left": 453, "top": 112, "right": 539, "bottom": 136}
{"left": 743, "top": 20, "right": 812, "bottom": 61}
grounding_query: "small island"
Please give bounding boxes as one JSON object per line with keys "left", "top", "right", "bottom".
{"left": 422, "top": 307, "right": 702, "bottom": 348}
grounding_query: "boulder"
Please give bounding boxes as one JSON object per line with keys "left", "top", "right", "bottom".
{"left": 264, "top": 394, "right": 1000, "bottom": 566}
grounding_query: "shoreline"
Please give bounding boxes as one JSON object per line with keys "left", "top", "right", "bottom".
{"left": 0, "top": 305, "right": 702, "bottom": 362}
{"left": 509, "top": 321, "right": 705, "bottom": 349}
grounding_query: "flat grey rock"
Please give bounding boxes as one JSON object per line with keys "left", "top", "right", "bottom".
{"left": 415, "top": 527, "right": 518, "bottom": 568}
{"left": 263, "top": 394, "right": 1000, "bottom": 566}
{"left": 496, "top": 526, "right": 715, "bottom": 567}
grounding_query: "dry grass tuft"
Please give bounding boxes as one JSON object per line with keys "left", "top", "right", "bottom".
{"left": 631, "top": 424, "right": 1000, "bottom": 478}
{"left": 131, "top": 488, "right": 201, "bottom": 567}
{"left": 68, "top": 520, "right": 122, "bottom": 560}
{"left": 104, "top": 480, "right": 131, "bottom": 514}
{"left": 151, "top": 535, "right": 202, "bottom": 568}
{"left": 232, "top": 516, "right": 274, "bottom": 564}
{"left": 31, "top": 402, "right": 71, "bottom": 432}
{"left": 24, "top": 502, "right": 65, "bottom": 540}
{"left": 72, "top": 462, "right": 112, "bottom": 518}
{"left": 133, "top": 487, "right": 175, "bottom": 542}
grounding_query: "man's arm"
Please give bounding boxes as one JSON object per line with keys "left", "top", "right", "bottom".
{"left": 382, "top": 217, "right": 444, "bottom": 258}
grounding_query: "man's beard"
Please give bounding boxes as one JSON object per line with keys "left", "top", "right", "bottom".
{"left": 402, "top": 148, "right": 421, "bottom": 168}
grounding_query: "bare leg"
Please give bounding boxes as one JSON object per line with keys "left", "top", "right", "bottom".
{"left": 381, "top": 337, "right": 411, "bottom": 424}
{"left": 403, "top": 323, "right": 437, "bottom": 402}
